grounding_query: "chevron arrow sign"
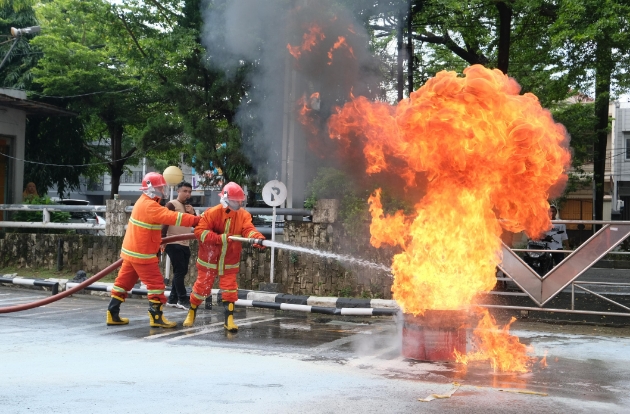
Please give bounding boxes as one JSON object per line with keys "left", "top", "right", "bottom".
{"left": 498, "top": 224, "right": 630, "bottom": 306}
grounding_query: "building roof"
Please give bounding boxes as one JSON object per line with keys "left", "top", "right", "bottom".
{"left": 0, "top": 92, "right": 76, "bottom": 116}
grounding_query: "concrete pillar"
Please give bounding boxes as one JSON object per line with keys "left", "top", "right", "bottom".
{"left": 312, "top": 199, "right": 339, "bottom": 224}
{"left": 105, "top": 199, "right": 131, "bottom": 236}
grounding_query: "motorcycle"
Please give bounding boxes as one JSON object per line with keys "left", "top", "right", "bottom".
{"left": 523, "top": 231, "right": 565, "bottom": 276}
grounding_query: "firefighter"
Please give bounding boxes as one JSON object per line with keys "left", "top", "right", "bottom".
{"left": 106, "top": 172, "right": 200, "bottom": 328}
{"left": 183, "top": 182, "right": 265, "bottom": 331}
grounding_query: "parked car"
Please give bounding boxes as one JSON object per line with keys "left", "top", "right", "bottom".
{"left": 57, "top": 199, "right": 106, "bottom": 235}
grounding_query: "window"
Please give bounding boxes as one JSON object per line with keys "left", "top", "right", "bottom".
{"left": 627, "top": 138, "right": 630, "bottom": 160}
{"left": 120, "top": 171, "right": 144, "bottom": 183}
{"left": 562, "top": 200, "right": 592, "bottom": 230}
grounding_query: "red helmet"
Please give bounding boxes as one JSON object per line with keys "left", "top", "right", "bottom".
{"left": 140, "top": 172, "right": 167, "bottom": 190}
{"left": 220, "top": 182, "right": 246, "bottom": 210}
{"left": 140, "top": 172, "right": 167, "bottom": 199}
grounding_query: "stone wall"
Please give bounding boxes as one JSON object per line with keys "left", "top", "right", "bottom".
{"left": 0, "top": 233, "right": 123, "bottom": 275}
{"left": 0, "top": 200, "right": 395, "bottom": 298}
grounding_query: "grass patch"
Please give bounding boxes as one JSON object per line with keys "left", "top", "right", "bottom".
{"left": 0, "top": 266, "right": 117, "bottom": 282}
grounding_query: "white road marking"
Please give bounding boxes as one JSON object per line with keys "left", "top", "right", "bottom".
{"left": 138, "top": 315, "right": 270, "bottom": 341}
{"left": 0, "top": 296, "right": 43, "bottom": 303}
{"left": 9, "top": 308, "right": 82, "bottom": 318}
{"left": 313, "top": 325, "right": 390, "bottom": 353}
{"left": 166, "top": 317, "right": 283, "bottom": 342}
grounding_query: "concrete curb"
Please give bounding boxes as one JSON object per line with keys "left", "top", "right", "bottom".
{"left": 3, "top": 276, "right": 401, "bottom": 314}
{"left": 0, "top": 275, "right": 60, "bottom": 295}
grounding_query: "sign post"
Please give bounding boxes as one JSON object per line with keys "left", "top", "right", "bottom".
{"left": 262, "top": 180, "right": 287, "bottom": 283}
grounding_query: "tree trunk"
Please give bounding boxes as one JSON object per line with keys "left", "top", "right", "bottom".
{"left": 407, "top": 0, "right": 413, "bottom": 95}
{"left": 108, "top": 124, "right": 125, "bottom": 200}
{"left": 495, "top": 1, "right": 512, "bottom": 74}
{"left": 593, "top": 41, "right": 613, "bottom": 222}
{"left": 397, "top": 8, "right": 404, "bottom": 102}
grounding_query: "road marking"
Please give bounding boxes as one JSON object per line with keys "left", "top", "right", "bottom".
{"left": 9, "top": 308, "right": 82, "bottom": 318}
{"left": 313, "top": 325, "right": 390, "bottom": 353}
{"left": 0, "top": 295, "right": 43, "bottom": 303}
{"left": 138, "top": 315, "right": 270, "bottom": 341}
{"left": 166, "top": 317, "right": 282, "bottom": 342}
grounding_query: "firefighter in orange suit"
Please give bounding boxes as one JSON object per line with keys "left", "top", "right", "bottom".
{"left": 183, "top": 182, "right": 265, "bottom": 331}
{"left": 106, "top": 172, "right": 200, "bottom": 328}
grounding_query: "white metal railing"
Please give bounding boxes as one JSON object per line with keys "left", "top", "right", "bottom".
{"left": 0, "top": 204, "right": 105, "bottom": 230}
{"left": 0, "top": 204, "right": 312, "bottom": 233}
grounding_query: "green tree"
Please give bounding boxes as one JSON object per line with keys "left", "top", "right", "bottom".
{"left": 0, "top": 0, "right": 38, "bottom": 88}
{"left": 551, "top": 102, "right": 598, "bottom": 199}
{"left": 0, "top": 0, "right": 94, "bottom": 197}
{"left": 165, "top": 0, "right": 252, "bottom": 185}
{"left": 24, "top": 114, "right": 92, "bottom": 197}
{"left": 551, "top": 0, "right": 630, "bottom": 220}
{"left": 30, "top": 0, "right": 195, "bottom": 198}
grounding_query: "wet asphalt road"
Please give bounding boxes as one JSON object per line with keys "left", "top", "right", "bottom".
{"left": 1, "top": 286, "right": 629, "bottom": 414}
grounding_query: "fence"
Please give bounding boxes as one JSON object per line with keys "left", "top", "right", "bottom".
{"left": 0, "top": 204, "right": 305, "bottom": 235}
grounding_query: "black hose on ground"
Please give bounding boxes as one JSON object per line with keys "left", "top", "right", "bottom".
{"left": 0, "top": 234, "right": 195, "bottom": 314}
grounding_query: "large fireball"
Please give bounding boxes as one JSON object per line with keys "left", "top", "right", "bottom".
{"left": 328, "top": 65, "right": 571, "bottom": 315}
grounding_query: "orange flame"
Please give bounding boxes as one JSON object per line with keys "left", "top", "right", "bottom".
{"left": 327, "top": 36, "right": 355, "bottom": 65}
{"left": 328, "top": 65, "right": 570, "bottom": 315}
{"left": 454, "top": 309, "right": 534, "bottom": 373}
{"left": 287, "top": 24, "right": 325, "bottom": 59}
{"left": 328, "top": 65, "right": 569, "bottom": 372}
{"left": 297, "top": 93, "right": 320, "bottom": 135}
{"left": 540, "top": 350, "right": 548, "bottom": 368}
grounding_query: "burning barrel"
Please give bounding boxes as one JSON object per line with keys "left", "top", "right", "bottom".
{"left": 402, "top": 310, "right": 469, "bottom": 362}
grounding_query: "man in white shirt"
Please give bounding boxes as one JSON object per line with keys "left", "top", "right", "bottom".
{"left": 546, "top": 205, "right": 570, "bottom": 266}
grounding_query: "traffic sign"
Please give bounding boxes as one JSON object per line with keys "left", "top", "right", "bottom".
{"left": 262, "top": 180, "right": 287, "bottom": 207}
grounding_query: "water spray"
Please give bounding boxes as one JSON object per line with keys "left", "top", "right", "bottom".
{"left": 229, "top": 236, "right": 392, "bottom": 274}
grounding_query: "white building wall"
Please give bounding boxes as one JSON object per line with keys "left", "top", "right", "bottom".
{"left": 611, "top": 102, "right": 630, "bottom": 212}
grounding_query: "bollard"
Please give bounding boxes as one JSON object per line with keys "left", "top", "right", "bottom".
{"left": 0, "top": 276, "right": 60, "bottom": 296}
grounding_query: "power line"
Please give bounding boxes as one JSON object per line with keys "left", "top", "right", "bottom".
{"left": 0, "top": 151, "right": 141, "bottom": 168}
{"left": 27, "top": 87, "right": 137, "bottom": 99}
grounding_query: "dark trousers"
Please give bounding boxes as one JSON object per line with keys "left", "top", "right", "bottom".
{"left": 165, "top": 244, "right": 191, "bottom": 302}
{"left": 551, "top": 250, "right": 565, "bottom": 267}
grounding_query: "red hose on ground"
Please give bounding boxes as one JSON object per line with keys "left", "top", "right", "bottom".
{"left": 0, "top": 234, "right": 196, "bottom": 314}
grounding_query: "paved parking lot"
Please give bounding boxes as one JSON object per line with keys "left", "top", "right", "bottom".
{"left": 1, "top": 286, "right": 629, "bottom": 413}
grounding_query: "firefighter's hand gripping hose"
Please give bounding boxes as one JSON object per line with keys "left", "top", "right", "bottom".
{"left": 0, "top": 234, "right": 195, "bottom": 314}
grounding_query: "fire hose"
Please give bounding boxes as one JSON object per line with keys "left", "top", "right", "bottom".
{"left": 0, "top": 234, "right": 195, "bottom": 314}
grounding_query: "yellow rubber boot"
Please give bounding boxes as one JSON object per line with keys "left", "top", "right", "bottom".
{"left": 148, "top": 300, "right": 177, "bottom": 328}
{"left": 223, "top": 301, "right": 238, "bottom": 332}
{"left": 106, "top": 297, "right": 129, "bottom": 326}
{"left": 183, "top": 304, "right": 198, "bottom": 327}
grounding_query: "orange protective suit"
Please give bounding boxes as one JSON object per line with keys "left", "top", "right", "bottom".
{"left": 111, "top": 194, "right": 200, "bottom": 304}
{"left": 191, "top": 204, "right": 264, "bottom": 305}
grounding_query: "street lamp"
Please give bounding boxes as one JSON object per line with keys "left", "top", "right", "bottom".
{"left": 0, "top": 26, "right": 41, "bottom": 70}
{"left": 162, "top": 165, "right": 183, "bottom": 285}
{"left": 163, "top": 165, "right": 183, "bottom": 201}
{"left": 10, "top": 26, "right": 40, "bottom": 37}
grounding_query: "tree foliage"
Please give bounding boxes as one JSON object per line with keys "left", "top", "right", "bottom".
{"left": 30, "top": 0, "right": 196, "bottom": 198}
{"left": 550, "top": 0, "right": 630, "bottom": 219}
{"left": 0, "top": 0, "right": 39, "bottom": 88}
